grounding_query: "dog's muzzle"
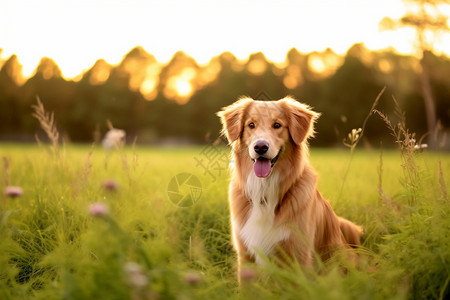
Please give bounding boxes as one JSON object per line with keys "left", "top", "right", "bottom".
{"left": 251, "top": 148, "right": 281, "bottom": 178}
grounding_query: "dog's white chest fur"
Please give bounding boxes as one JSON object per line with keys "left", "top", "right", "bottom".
{"left": 240, "top": 172, "right": 290, "bottom": 265}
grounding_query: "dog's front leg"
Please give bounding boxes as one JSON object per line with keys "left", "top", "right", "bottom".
{"left": 278, "top": 237, "right": 315, "bottom": 268}
{"left": 232, "top": 231, "right": 254, "bottom": 283}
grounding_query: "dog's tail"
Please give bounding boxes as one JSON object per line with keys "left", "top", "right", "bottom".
{"left": 338, "top": 217, "right": 363, "bottom": 248}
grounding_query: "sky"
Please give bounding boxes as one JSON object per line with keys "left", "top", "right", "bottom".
{"left": 1, "top": 0, "right": 450, "bottom": 79}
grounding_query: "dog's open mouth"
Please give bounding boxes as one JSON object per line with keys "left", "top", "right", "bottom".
{"left": 251, "top": 150, "right": 281, "bottom": 178}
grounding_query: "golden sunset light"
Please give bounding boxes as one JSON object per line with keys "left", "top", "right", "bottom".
{"left": 1, "top": 0, "right": 449, "bottom": 81}
{"left": 1, "top": 2, "right": 450, "bottom": 298}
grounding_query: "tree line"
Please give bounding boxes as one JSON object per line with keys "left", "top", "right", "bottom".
{"left": 0, "top": 44, "right": 449, "bottom": 147}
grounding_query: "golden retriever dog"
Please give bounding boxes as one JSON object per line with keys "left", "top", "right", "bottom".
{"left": 217, "top": 97, "right": 362, "bottom": 280}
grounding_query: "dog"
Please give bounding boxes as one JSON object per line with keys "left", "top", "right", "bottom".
{"left": 217, "top": 96, "right": 362, "bottom": 281}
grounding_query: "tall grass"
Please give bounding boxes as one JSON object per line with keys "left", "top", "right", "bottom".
{"left": 0, "top": 102, "right": 449, "bottom": 299}
{"left": 31, "top": 97, "right": 60, "bottom": 156}
{"left": 1, "top": 143, "right": 448, "bottom": 299}
{"left": 372, "top": 96, "right": 450, "bottom": 300}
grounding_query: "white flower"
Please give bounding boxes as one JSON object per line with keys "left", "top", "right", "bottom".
{"left": 124, "top": 262, "right": 148, "bottom": 289}
{"left": 414, "top": 144, "right": 428, "bottom": 151}
{"left": 102, "top": 129, "right": 126, "bottom": 149}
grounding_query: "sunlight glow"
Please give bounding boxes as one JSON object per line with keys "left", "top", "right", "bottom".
{"left": 0, "top": 0, "right": 449, "bottom": 80}
{"left": 139, "top": 64, "right": 161, "bottom": 100}
{"left": 283, "top": 75, "right": 298, "bottom": 90}
{"left": 377, "top": 59, "right": 394, "bottom": 74}
{"left": 90, "top": 68, "right": 110, "bottom": 85}
{"left": 175, "top": 79, "right": 192, "bottom": 97}
{"left": 165, "top": 76, "right": 194, "bottom": 104}
{"left": 284, "top": 65, "right": 303, "bottom": 89}
{"left": 309, "top": 56, "right": 326, "bottom": 73}
{"left": 197, "top": 60, "right": 221, "bottom": 86}
{"left": 140, "top": 78, "right": 158, "bottom": 101}
{"left": 247, "top": 59, "right": 267, "bottom": 75}
{"left": 163, "top": 68, "right": 197, "bottom": 103}
{"left": 308, "top": 51, "right": 343, "bottom": 79}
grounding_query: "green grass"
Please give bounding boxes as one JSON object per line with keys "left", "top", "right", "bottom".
{"left": 0, "top": 143, "right": 449, "bottom": 299}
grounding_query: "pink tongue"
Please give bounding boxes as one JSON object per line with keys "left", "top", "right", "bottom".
{"left": 254, "top": 159, "right": 271, "bottom": 178}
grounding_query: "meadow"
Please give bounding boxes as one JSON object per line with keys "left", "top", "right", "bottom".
{"left": 0, "top": 142, "right": 449, "bottom": 300}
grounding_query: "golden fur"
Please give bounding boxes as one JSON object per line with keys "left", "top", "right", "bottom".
{"left": 217, "top": 97, "right": 362, "bottom": 280}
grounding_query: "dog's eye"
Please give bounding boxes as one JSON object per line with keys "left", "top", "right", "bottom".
{"left": 273, "top": 122, "right": 282, "bottom": 129}
{"left": 248, "top": 122, "right": 255, "bottom": 129}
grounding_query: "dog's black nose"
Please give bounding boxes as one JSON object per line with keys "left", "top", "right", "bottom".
{"left": 254, "top": 140, "right": 269, "bottom": 155}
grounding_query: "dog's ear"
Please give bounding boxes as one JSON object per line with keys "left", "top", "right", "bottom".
{"left": 217, "top": 98, "right": 253, "bottom": 143}
{"left": 280, "top": 97, "right": 320, "bottom": 145}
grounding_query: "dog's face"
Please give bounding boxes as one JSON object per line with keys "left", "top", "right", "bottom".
{"left": 218, "top": 97, "right": 319, "bottom": 178}
{"left": 243, "top": 101, "right": 289, "bottom": 178}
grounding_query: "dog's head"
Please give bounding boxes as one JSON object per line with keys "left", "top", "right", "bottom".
{"left": 218, "top": 97, "right": 319, "bottom": 178}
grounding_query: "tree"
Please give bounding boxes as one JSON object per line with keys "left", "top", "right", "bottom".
{"left": 0, "top": 55, "right": 22, "bottom": 135}
{"left": 380, "top": 0, "right": 450, "bottom": 148}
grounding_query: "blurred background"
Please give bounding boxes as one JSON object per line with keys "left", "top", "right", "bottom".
{"left": 0, "top": 0, "right": 449, "bottom": 148}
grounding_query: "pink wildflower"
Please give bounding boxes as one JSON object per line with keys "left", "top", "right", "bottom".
{"left": 88, "top": 202, "right": 109, "bottom": 217}
{"left": 4, "top": 186, "right": 23, "bottom": 198}
{"left": 102, "top": 179, "right": 118, "bottom": 191}
{"left": 239, "top": 268, "right": 256, "bottom": 282}
{"left": 184, "top": 271, "right": 203, "bottom": 286}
